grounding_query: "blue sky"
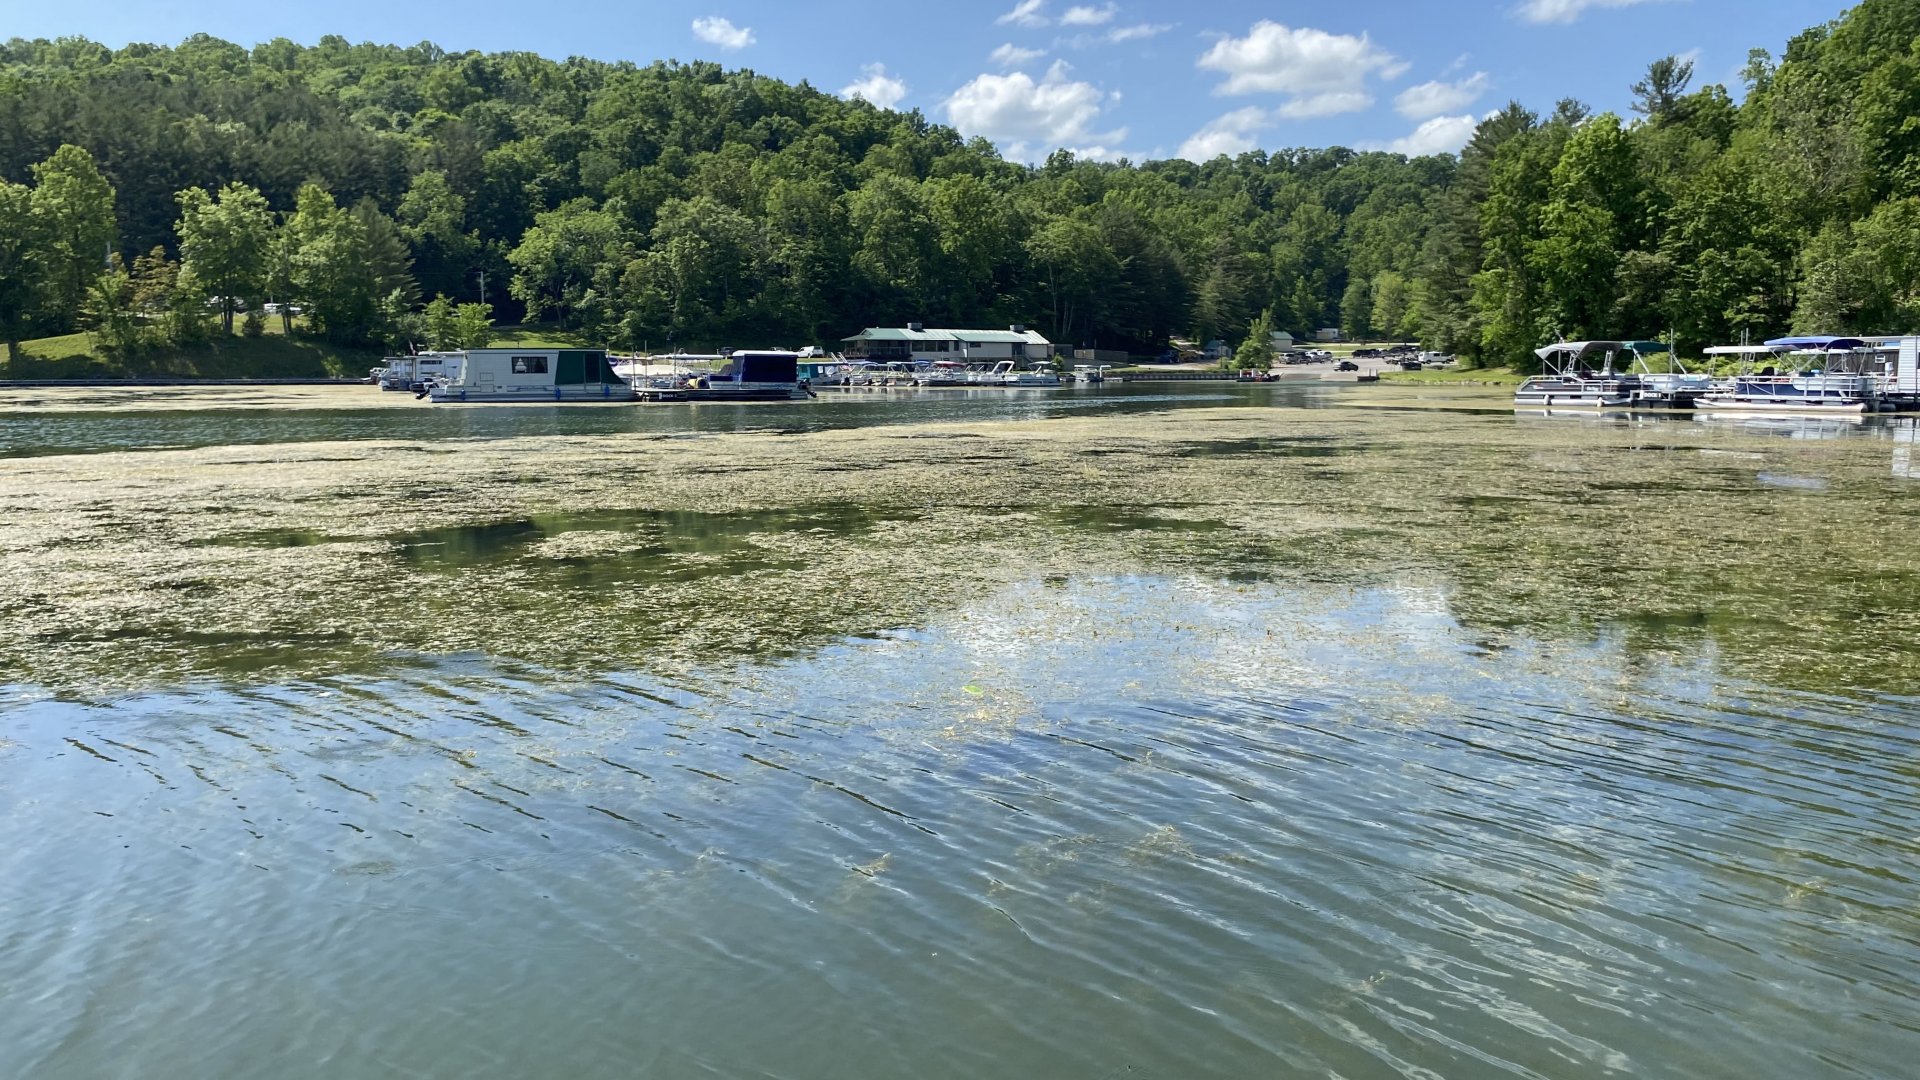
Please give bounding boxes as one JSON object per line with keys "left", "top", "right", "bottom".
{"left": 13, "top": 0, "right": 1848, "bottom": 162}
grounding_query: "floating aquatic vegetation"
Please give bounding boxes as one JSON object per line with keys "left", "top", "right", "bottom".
{"left": 1, "top": 391, "right": 1917, "bottom": 695}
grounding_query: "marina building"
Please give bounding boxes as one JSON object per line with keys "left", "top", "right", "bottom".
{"left": 841, "top": 324, "right": 1053, "bottom": 364}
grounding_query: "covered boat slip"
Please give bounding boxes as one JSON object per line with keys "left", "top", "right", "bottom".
{"left": 429, "top": 349, "right": 631, "bottom": 403}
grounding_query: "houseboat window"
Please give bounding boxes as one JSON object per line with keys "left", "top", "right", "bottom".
{"left": 511, "top": 356, "right": 548, "bottom": 374}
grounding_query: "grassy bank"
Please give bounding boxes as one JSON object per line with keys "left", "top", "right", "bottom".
{"left": 2, "top": 322, "right": 605, "bottom": 381}
{"left": 1380, "top": 366, "right": 1527, "bottom": 386}
{"left": 6, "top": 327, "right": 380, "bottom": 380}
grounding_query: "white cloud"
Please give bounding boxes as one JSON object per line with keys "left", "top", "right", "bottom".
{"left": 1395, "top": 72, "right": 1490, "bottom": 119}
{"left": 1197, "top": 21, "right": 1407, "bottom": 119}
{"left": 997, "top": 0, "right": 1050, "bottom": 27}
{"left": 1177, "top": 106, "right": 1269, "bottom": 161}
{"left": 1060, "top": 3, "right": 1117, "bottom": 26}
{"left": 1107, "top": 24, "right": 1172, "bottom": 42}
{"left": 841, "top": 64, "right": 907, "bottom": 109}
{"left": 1515, "top": 0, "right": 1663, "bottom": 25}
{"left": 1274, "top": 92, "right": 1374, "bottom": 120}
{"left": 945, "top": 60, "right": 1124, "bottom": 158}
{"left": 690, "top": 16, "right": 755, "bottom": 50}
{"left": 991, "top": 43, "right": 1046, "bottom": 67}
{"left": 1383, "top": 114, "right": 1480, "bottom": 156}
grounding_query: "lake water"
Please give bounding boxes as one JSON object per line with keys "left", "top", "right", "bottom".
{"left": 4, "top": 385, "right": 1919, "bottom": 1079}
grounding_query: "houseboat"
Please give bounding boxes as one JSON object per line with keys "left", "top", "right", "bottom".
{"left": 380, "top": 352, "right": 464, "bottom": 392}
{"left": 427, "top": 348, "right": 631, "bottom": 403}
{"left": 1513, "top": 341, "right": 1645, "bottom": 408}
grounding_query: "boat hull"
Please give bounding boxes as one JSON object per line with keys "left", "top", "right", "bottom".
{"left": 429, "top": 384, "right": 634, "bottom": 403}
{"left": 1512, "top": 390, "right": 1636, "bottom": 407}
{"left": 1695, "top": 396, "right": 1869, "bottom": 414}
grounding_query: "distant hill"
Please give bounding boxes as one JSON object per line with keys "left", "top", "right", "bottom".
{"left": 2, "top": 0, "right": 1916, "bottom": 363}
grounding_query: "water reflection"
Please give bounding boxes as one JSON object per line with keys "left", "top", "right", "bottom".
{"left": 0, "top": 382, "right": 1304, "bottom": 458}
{"left": 3, "top": 575, "right": 1917, "bottom": 1079}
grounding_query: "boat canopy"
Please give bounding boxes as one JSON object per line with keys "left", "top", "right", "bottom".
{"left": 1704, "top": 344, "right": 1793, "bottom": 355}
{"left": 1534, "top": 340, "right": 1627, "bottom": 360}
{"left": 1622, "top": 340, "right": 1669, "bottom": 354}
{"left": 1764, "top": 336, "right": 1868, "bottom": 350}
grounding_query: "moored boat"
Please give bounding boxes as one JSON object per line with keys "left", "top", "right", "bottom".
{"left": 1696, "top": 337, "right": 1879, "bottom": 414}
{"left": 1514, "top": 341, "right": 1645, "bottom": 408}
{"left": 428, "top": 348, "right": 630, "bottom": 402}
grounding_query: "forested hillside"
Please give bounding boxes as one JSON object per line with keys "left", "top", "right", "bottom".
{"left": 2, "top": 0, "right": 1917, "bottom": 367}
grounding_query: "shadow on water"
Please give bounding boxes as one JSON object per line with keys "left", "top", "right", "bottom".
{"left": 200, "top": 505, "right": 915, "bottom": 574}
{"left": 1045, "top": 506, "right": 1232, "bottom": 533}
{"left": 1170, "top": 435, "right": 1343, "bottom": 458}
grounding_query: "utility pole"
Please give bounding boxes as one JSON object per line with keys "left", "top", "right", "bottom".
{"left": 476, "top": 269, "right": 487, "bottom": 308}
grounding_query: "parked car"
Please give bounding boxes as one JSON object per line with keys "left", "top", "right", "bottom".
{"left": 1335, "top": 360, "right": 1359, "bottom": 372}
{"left": 1399, "top": 360, "right": 1424, "bottom": 371}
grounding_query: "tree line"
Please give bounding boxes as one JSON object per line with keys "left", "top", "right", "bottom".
{"left": 1, "top": 0, "right": 1916, "bottom": 366}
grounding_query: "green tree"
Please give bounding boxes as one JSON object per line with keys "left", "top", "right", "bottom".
{"left": 424, "top": 294, "right": 459, "bottom": 350}
{"left": 1370, "top": 270, "right": 1410, "bottom": 341}
{"left": 175, "top": 182, "right": 274, "bottom": 334}
{"left": 284, "top": 184, "right": 381, "bottom": 343}
{"left": 1531, "top": 114, "right": 1643, "bottom": 339}
{"left": 354, "top": 199, "right": 420, "bottom": 310}
{"left": 506, "top": 198, "right": 632, "bottom": 328}
{"left": 0, "top": 181, "right": 38, "bottom": 365}
{"left": 1632, "top": 55, "right": 1696, "bottom": 120}
{"left": 454, "top": 302, "right": 494, "bottom": 348}
{"left": 28, "top": 145, "right": 118, "bottom": 334}
{"left": 82, "top": 254, "right": 147, "bottom": 357}
{"left": 399, "top": 169, "right": 481, "bottom": 301}
{"left": 1339, "top": 276, "right": 1372, "bottom": 340}
{"left": 1234, "top": 308, "right": 1276, "bottom": 370}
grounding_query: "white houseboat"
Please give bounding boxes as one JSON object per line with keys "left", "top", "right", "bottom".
{"left": 428, "top": 348, "right": 631, "bottom": 403}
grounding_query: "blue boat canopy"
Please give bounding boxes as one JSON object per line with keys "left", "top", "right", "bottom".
{"left": 1764, "top": 336, "right": 1868, "bottom": 350}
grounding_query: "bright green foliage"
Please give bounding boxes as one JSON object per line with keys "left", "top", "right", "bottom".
{"left": 175, "top": 182, "right": 274, "bottom": 334}
{"left": 1532, "top": 114, "right": 1644, "bottom": 340}
{"left": 82, "top": 255, "right": 145, "bottom": 356}
{"left": 0, "top": 181, "right": 37, "bottom": 363}
{"left": 28, "top": 145, "right": 118, "bottom": 335}
{"left": 424, "top": 295, "right": 459, "bottom": 350}
{"left": 1235, "top": 308, "right": 1276, "bottom": 370}
{"left": 284, "top": 184, "right": 382, "bottom": 343}
{"left": 506, "top": 199, "right": 632, "bottom": 328}
{"left": 453, "top": 303, "right": 494, "bottom": 348}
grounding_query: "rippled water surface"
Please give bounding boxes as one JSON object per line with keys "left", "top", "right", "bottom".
{"left": 4, "top": 388, "right": 1919, "bottom": 1079}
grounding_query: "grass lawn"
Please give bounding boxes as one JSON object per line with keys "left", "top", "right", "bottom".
{"left": 1380, "top": 367, "right": 1528, "bottom": 386}
{"left": 6, "top": 322, "right": 383, "bottom": 380}
{"left": 486, "top": 324, "right": 598, "bottom": 349}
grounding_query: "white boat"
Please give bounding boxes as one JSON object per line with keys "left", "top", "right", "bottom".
{"left": 919, "top": 361, "right": 970, "bottom": 386}
{"left": 1696, "top": 337, "right": 1879, "bottom": 414}
{"left": 1627, "top": 341, "right": 1714, "bottom": 408}
{"left": 1514, "top": 341, "right": 1645, "bottom": 408}
{"left": 428, "top": 348, "right": 630, "bottom": 402}
{"left": 1071, "top": 364, "right": 1109, "bottom": 384}
{"left": 381, "top": 351, "right": 465, "bottom": 392}
{"left": 1003, "top": 363, "right": 1062, "bottom": 386}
